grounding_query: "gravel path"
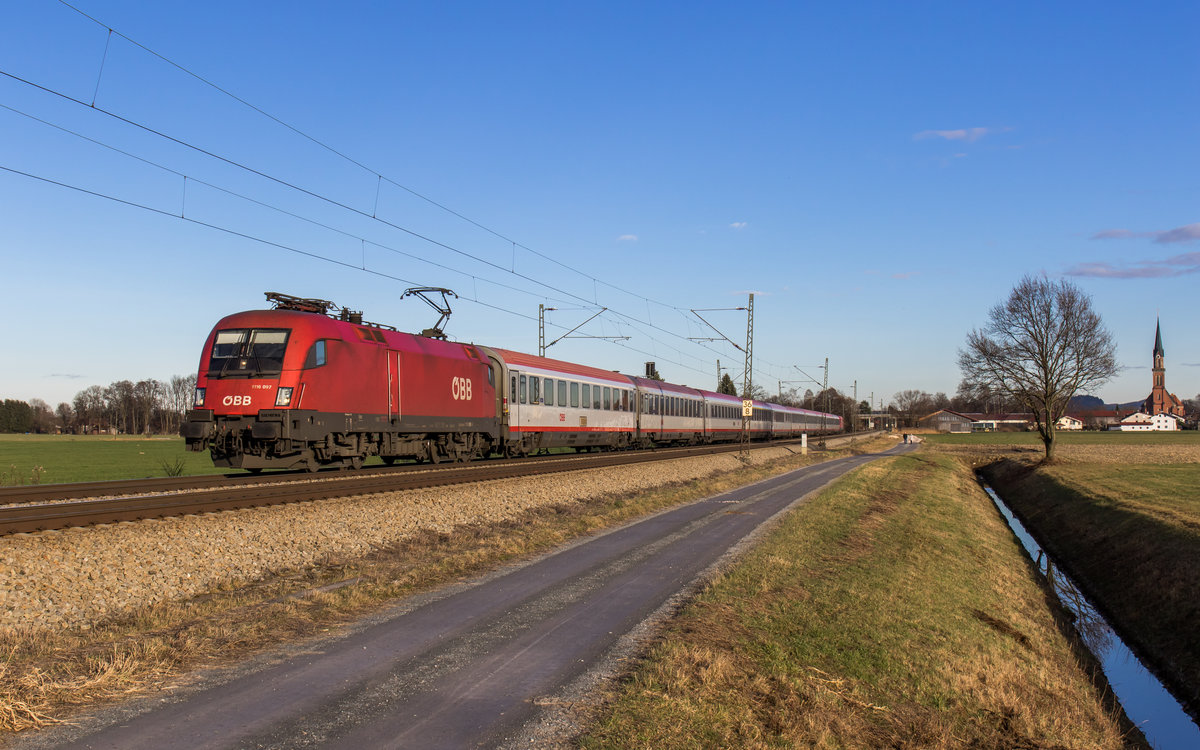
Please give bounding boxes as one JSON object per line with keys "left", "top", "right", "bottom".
{"left": 0, "top": 446, "right": 803, "bottom": 635}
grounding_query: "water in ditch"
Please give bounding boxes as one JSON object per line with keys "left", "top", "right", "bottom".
{"left": 979, "top": 480, "right": 1200, "bottom": 749}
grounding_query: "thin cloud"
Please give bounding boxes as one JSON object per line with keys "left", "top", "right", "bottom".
{"left": 617, "top": 234, "right": 638, "bottom": 242}
{"left": 891, "top": 271, "right": 919, "bottom": 280}
{"left": 1065, "top": 251, "right": 1200, "bottom": 279}
{"left": 1156, "top": 223, "right": 1200, "bottom": 244}
{"left": 1090, "top": 228, "right": 1141, "bottom": 240}
{"left": 914, "top": 127, "right": 992, "bottom": 143}
{"left": 1089, "top": 222, "right": 1200, "bottom": 244}
{"left": 729, "top": 222, "right": 747, "bottom": 229}
{"left": 49, "top": 373, "right": 85, "bottom": 379}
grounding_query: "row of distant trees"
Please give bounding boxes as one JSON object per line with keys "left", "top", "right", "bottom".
{"left": 0, "top": 375, "right": 196, "bottom": 435}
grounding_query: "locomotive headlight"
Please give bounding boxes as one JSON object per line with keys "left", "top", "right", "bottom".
{"left": 194, "top": 387, "right": 206, "bottom": 407}
{"left": 275, "top": 387, "right": 293, "bottom": 407}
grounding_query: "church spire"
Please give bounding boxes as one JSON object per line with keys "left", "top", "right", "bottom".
{"left": 1154, "top": 318, "right": 1165, "bottom": 357}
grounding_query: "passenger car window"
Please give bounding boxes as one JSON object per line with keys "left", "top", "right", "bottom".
{"left": 544, "top": 378, "right": 554, "bottom": 406}
{"left": 582, "top": 384, "right": 590, "bottom": 408}
{"left": 519, "top": 374, "right": 527, "bottom": 404}
{"left": 558, "top": 380, "right": 567, "bottom": 406}
{"left": 571, "top": 382, "right": 579, "bottom": 407}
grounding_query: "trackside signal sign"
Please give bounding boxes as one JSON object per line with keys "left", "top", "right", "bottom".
{"left": 742, "top": 400, "right": 753, "bottom": 417}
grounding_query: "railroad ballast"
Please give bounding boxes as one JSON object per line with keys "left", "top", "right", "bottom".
{"left": 181, "top": 293, "right": 842, "bottom": 471}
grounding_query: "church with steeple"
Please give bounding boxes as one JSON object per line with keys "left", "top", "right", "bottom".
{"left": 1143, "top": 319, "right": 1185, "bottom": 417}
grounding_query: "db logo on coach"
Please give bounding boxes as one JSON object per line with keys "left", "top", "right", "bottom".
{"left": 451, "top": 377, "right": 473, "bottom": 401}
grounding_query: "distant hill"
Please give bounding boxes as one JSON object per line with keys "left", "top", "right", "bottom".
{"left": 1068, "top": 395, "right": 1143, "bottom": 412}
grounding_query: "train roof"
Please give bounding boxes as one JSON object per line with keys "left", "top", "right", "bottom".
{"left": 486, "top": 348, "right": 636, "bottom": 385}
{"left": 627, "top": 377, "right": 705, "bottom": 397}
{"left": 213, "top": 309, "right": 490, "bottom": 361}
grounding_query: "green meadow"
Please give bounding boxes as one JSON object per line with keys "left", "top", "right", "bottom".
{"left": 0, "top": 434, "right": 228, "bottom": 484}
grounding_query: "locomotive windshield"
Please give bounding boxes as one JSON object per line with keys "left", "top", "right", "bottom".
{"left": 208, "top": 328, "right": 290, "bottom": 378}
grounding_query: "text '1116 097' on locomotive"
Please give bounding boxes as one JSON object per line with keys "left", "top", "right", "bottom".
{"left": 181, "top": 293, "right": 843, "bottom": 472}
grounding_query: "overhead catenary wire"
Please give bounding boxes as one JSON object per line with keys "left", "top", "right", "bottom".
{"left": 0, "top": 64, "right": 737, "bottom": 368}
{"left": 0, "top": 159, "right": 718, "bottom": 378}
{"left": 54, "top": 0, "right": 684, "bottom": 315}
{"left": 4, "top": 4, "right": 840, "bottom": 388}
{"left": 0, "top": 101, "right": 585, "bottom": 310}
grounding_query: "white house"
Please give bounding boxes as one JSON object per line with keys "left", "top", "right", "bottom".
{"left": 1056, "top": 415, "right": 1083, "bottom": 430}
{"left": 1107, "top": 412, "right": 1182, "bottom": 431}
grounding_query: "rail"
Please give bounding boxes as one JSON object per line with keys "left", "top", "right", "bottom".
{"left": 0, "top": 432, "right": 883, "bottom": 536}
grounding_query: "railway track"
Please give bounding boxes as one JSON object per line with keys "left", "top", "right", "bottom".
{"left": 0, "top": 435, "right": 867, "bottom": 536}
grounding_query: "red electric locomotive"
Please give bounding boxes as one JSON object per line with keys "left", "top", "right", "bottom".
{"left": 182, "top": 293, "right": 498, "bottom": 471}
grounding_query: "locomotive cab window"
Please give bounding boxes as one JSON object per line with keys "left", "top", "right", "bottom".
{"left": 209, "top": 328, "right": 290, "bottom": 378}
{"left": 303, "top": 340, "right": 327, "bottom": 369}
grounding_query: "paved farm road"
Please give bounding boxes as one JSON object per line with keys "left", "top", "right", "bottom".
{"left": 39, "top": 444, "right": 914, "bottom": 750}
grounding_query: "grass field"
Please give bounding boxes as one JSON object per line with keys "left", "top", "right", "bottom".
{"left": 924, "top": 430, "right": 1200, "bottom": 446}
{"left": 0, "top": 434, "right": 231, "bottom": 484}
{"left": 581, "top": 453, "right": 1134, "bottom": 748}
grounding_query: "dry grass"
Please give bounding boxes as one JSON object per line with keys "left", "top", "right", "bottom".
{"left": 581, "top": 453, "right": 1138, "bottom": 748}
{"left": 0, "top": 444, "right": 871, "bottom": 736}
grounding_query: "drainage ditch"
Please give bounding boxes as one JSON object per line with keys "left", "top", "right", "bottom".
{"left": 979, "top": 478, "right": 1199, "bottom": 749}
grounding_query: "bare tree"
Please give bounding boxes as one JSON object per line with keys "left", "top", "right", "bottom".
{"left": 167, "top": 374, "right": 196, "bottom": 432}
{"left": 892, "top": 389, "right": 932, "bottom": 426}
{"left": 56, "top": 402, "right": 74, "bottom": 433}
{"left": 27, "top": 399, "right": 55, "bottom": 433}
{"left": 959, "top": 275, "right": 1118, "bottom": 462}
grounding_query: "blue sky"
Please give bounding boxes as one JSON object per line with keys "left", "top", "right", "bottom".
{"left": 2, "top": 0, "right": 1197, "bottom": 410}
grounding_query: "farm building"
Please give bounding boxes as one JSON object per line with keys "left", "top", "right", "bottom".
{"left": 1071, "top": 407, "right": 1124, "bottom": 430}
{"left": 1056, "top": 415, "right": 1083, "bottom": 430}
{"left": 918, "top": 410, "right": 1033, "bottom": 433}
{"left": 918, "top": 410, "right": 975, "bottom": 432}
{"left": 1107, "top": 412, "right": 1183, "bottom": 432}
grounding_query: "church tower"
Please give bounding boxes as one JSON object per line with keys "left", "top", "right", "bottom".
{"left": 1144, "top": 319, "right": 1184, "bottom": 416}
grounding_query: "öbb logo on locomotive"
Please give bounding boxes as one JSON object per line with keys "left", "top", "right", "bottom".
{"left": 181, "top": 292, "right": 843, "bottom": 472}
{"left": 451, "top": 376, "right": 473, "bottom": 401}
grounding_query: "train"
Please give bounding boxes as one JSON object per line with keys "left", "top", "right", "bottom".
{"left": 181, "top": 293, "right": 843, "bottom": 471}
